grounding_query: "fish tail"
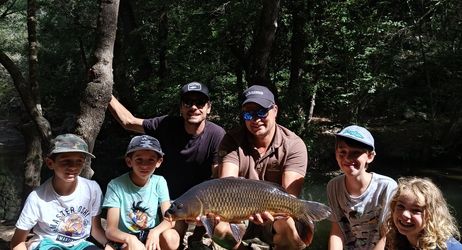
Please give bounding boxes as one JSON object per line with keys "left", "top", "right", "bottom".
{"left": 298, "top": 200, "right": 332, "bottom": 223}
{"left": 294, "top": 200, "right": 331, "bottom": 245}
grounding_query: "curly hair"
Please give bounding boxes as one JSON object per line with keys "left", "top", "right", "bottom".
{"left": 385, "top": 177, "right": 460, "bottom": 250}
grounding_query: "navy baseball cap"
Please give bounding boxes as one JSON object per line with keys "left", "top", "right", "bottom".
{"left": 126, "top": 135, "right": 164, "bottom": 156}
{"left": 336, "top": 125, "right": 375, "bottom": 151}
{"left": 181, "top": 82, "right": 209, "bottom": 99}
{"left": 242, "top": 85, "right": 275, "bottom": 109}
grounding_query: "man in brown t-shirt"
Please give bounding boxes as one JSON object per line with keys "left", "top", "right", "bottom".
{"left": 215, "top": 85, "right": 309, "bottom": 249}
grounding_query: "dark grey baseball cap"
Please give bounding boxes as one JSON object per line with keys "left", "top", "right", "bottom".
{"left": 125, "top": 135, "right": 164, "bottom": 156}
{"left": 242, "top": 85, "right": 275, "bottom": 109}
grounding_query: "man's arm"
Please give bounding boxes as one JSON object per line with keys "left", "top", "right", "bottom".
{"left": 108, "top": 95, "right": 145, "bottom": 133}
{"left": 282, "top": 170, "right": 305, "bottom": 197}
{"left": 218, "top": 162, "right": 239, "bottom": 177}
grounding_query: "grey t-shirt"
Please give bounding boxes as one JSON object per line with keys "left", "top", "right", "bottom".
{"left": 327, "top": 172, "right": 397, "bottom": 250}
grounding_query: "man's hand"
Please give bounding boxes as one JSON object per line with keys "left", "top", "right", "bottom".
{"left": 249, "top": 211, "right": 274, "bottom": 225}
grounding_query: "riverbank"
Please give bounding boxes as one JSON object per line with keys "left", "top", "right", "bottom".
{"left": 0, "top": 220, "right": 15, "bottom": 249}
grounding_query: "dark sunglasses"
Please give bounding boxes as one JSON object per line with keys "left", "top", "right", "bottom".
{"left": 242, "top": 107, "right": 271, "bottom": 121}
{"left": 182, "top": 98, "right": 208, "bottom": 108}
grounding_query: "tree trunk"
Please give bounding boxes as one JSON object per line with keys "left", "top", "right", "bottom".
{"left": 76, "top": 0, "right": 120, "bottom": 178}
{"left": 246, "top": 0, "right": 280, "bottom": 86}
{"left": 0, "top": 0, "right": 52, "bottom": 196}
{"left": 0, "top": 52, "right": 52, "bottom": 145}
{"left": 18, "top": 122, "right": 42, "bottom": 196}
{"left": 288, "top": 0, "right": 306, "bottom": 103}
{"left": 158, "top": 10, "right": 169, "bottom": 83}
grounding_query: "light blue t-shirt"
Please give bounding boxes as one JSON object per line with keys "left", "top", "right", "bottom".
{"left": 103, "top": 173, "right": 170, "bottom": 233}
{"left": 327, "top": 172, "right": 397, "bottom": 250}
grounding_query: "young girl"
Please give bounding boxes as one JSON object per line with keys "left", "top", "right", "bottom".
{"left": 386, "top": 176, "right": 462, "bottom": 250}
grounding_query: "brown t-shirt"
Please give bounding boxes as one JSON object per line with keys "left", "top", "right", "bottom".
{"left": 218, "top": 124, "right": 308, "bottom": 184}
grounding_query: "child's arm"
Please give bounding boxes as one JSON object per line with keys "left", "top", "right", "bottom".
{"left": 90, "top": 215, "right": 108, "bottom": 247}
{"left": 105, "top": 207, "right": 146, "bottom": 250}
{"left": 9, "top": 228, "right": 29, "bottom": 250}
{"left": 328, "top": 222, "right": 344, "bottom": 250}
{"left": 145, "top": 201, "right": 176, "bottom": 250}
{"left": 372, "top": 236, "right": 386, "bottom": 250}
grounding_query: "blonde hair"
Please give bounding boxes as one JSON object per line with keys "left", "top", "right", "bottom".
{"left": 386, "top": 177, "right": 460, "bottom": 249}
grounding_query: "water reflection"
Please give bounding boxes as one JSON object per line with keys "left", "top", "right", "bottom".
{"left": 303, "top": 162, "right": 462, "bottom": 249}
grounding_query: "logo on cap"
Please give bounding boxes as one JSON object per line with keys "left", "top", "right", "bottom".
{"left": 342, "top": 129, "right": 365, "bottom": 139}
{"left": 245, "top": 90, "right": 264, "bottom": 97}
{"left": 187, "top": 82, "right": 202, "bottom": 91}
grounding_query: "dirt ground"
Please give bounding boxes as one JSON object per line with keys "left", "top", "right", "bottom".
{"left": 0, "top": 220, "right": 15, "bottom": 249}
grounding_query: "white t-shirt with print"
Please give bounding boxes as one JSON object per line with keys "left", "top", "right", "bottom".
{"left": 16, "top": 176, "right": 103, "bottom": 250}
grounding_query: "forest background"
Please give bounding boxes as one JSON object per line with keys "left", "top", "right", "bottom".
{"left": 0, "top": 0, "right": 462, "bottom": 240}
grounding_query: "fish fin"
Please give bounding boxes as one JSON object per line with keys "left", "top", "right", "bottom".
{"left": 294, "top": 218, "right": 314, "bottom": 246}
{"left": 300, "top": 200, "right": 332, "bottom": 222}
{"left": 200, "top": 216, "right": 218, "bottom": 237}
{"left": 229, "top": 223, "right": 242, "bottom": 243}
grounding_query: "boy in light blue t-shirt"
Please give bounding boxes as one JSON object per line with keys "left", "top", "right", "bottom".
{"left": 103, "top": 135, "right": 179, "bottom": 250}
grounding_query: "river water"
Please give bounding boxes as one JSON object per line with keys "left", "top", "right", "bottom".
{"left": 1, "top": 147, "right": 461, "bottom": 249}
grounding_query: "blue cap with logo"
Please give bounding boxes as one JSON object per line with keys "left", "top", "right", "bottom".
{"left": 336, "top": 125, "right": 375, "bottom": 151}
{"left": 242, "top": 85, "right": 275, "bottom": 109}
{"left": 49, "top": 133, "right": 95, "bottom": 158}
{"left": 181, "top": 82, "right": 209, "bottom": 99}
{"left": 126, "top": 135, "right": 164, "bottom": 156}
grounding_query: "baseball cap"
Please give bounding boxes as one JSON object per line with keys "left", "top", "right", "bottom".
{"left": 49, "top": 134, "right": 95, "bottom": 158}
{"left": 181, "top": 82, "right": 209, "bottom": 99}
{"left": 125, "top": 135, "right": 164, "bottom": 156}
{"left": 242, "top": 85, "right": 275, "bottom": 109}
{"left": 336, "top": 125, "right": 375, "bottom": 151}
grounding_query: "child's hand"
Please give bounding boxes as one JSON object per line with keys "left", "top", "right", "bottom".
{"left": 145, "top": 230, "right": 161, "bottom": 250}
{"left": 126, "top": 235, "right": 146, "bottom": 250}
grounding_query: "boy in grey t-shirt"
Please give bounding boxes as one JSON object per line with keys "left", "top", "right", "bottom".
{"left": 327, "top": 125, "right": 397, "bottom": 250}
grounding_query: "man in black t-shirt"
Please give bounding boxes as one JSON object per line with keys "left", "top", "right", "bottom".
{"left": 108, "top": 82, "right": 225, "bottom": 248}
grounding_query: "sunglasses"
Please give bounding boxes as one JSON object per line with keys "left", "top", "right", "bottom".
{"left": 242, "top": 107, "right": 271, "bottom": 121}
{"left": 182, "top": 98, "right": 208, "bottom": 108}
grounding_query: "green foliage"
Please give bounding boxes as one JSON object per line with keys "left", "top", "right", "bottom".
{"left": 1, "top": 0, "right": 461, "bottom": 162}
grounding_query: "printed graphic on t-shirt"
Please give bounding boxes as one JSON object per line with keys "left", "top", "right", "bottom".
{"left": 340, "top": 208, "right": 381, "bottom": 249}
{"left": 51, "top": 206, "right": 91, "bottom": 243}
{"left": 128, "top": 201, "right": 151, "bottom": 231}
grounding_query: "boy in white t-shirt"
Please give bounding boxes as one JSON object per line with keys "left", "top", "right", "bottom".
{"left": 10, "top": 134, "right": 108, "bottom": 250}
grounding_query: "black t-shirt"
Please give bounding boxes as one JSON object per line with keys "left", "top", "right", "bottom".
{"left": 143, "top": 115, "right": 225, "bottom": 199}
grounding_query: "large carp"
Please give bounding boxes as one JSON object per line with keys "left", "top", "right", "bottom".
{"left": 164, "top": 177, "right": 331, "bottom": 245}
